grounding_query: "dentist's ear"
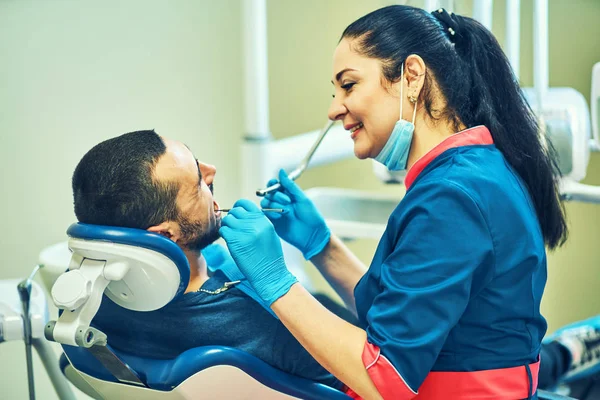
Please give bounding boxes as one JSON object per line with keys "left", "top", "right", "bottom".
{"left": 147, "top": 221, "right": 181, "bottom": 242}
{"left": 404, "top": 54, "right": 426, "bottom": 93}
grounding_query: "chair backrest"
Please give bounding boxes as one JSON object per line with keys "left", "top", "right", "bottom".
{"left": 52, "top": 223, "right": 350, "bottom": 400}
{"left": 66, "top": 223, "right": 189, "bottom": 311}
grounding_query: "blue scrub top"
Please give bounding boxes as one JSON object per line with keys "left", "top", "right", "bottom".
{"left": 354, "top": 126, "right": 547, "bottom": 393}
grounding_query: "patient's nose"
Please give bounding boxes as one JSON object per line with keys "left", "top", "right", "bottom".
{"left": 199, "top": 162, "right": 216, "bottom": 185}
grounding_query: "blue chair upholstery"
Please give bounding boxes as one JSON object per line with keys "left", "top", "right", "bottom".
{"left": 59, "top": 223, "right": 351, "bottom": 399}
{"left": 67, "top": 223, "right": 190, "bottom": 301}
{"left": 61, "top": 345, "right": 350, "bottom": 399}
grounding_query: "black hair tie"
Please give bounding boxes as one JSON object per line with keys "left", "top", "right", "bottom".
{"left": 432, "top": 8, "right": 460, "bottom": 43}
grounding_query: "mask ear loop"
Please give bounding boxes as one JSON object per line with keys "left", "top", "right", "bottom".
{"left": 411, "top": 93, "right": 418, "bottom": 125}
{"left": 399, "top": 63, "right": 405, "bottom": 122}
{"left": 401, "top": 62, "right": 420, "bottom": 125}
{"left": 409, "top": 71, "right": 424, "bottom": 125}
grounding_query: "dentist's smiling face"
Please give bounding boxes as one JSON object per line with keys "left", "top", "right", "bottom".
{"left": 327, "top": 38, "right": 402, "bottom": 160}
{"left": 153, "top": 137, "right": 221, "bottom": 252}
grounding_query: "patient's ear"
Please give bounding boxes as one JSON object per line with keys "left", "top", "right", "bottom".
{"left": 147, "top": 221, "right": 182, "bottom": 243}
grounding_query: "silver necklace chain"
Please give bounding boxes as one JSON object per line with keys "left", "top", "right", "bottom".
{"left": 197, "top": 280, "right": 241, "bottom": 295}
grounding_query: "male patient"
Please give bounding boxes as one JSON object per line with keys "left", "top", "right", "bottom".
{"left": 71, "top": 129, "right": 342, "bottom": 389}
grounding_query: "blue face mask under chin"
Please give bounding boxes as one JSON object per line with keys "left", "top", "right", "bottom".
{"left": 374, "top": 64, "right": 418, "bottom": 171}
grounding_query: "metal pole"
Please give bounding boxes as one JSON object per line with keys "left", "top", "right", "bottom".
{"left": 241, "top": 0, "right": 272, "bottom": 200}
{"left": 242, "top": 0, "right": 270, "bottom": 139}
{"left": 17, "top": 265, "right": 42, "bottom": 400}
{"left": 473, "top": 0, "right": 493, "bottom": 31}
{"left": 505, "top": 0, "right": 521, "bottom": 80}
{"left": 534, "top": 0, "right": 548, "bottom": 114}
{"left": 32, "top": 339, "right": 76, "bottom": 400}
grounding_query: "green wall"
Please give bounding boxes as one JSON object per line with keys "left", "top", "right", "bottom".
{"left": 0, "top": 1, "right": 598, "bottom": 398}
{"left": 0, "top": 1, "right": 243, "bottom": 398}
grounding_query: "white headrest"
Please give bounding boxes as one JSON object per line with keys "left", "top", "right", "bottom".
{"left": 67, "top": 238, "right": 183, "bottom": 312}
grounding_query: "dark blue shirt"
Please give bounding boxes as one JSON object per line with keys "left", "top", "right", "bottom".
{"left": 92, "top": 247, "right": 341, "bottom": 389}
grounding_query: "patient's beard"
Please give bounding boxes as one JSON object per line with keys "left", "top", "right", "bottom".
{"left": 178, "top": 215, "right": 221, "bottom": 253}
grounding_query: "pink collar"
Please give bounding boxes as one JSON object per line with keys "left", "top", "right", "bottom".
{"left": 404, "top": 126, "right": 494, "bottom": 190}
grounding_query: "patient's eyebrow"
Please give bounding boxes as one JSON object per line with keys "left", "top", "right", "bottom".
{"left": 195, "top": 159, "right": 202, "bottom": 186}
{"left": 183, "top": 143, "right": 203, "bottom": 186}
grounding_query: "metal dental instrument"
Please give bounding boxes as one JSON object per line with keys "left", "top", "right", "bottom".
{"left": 256, "top": 120, "right": 336, "bottom": 197}
{"left": 218, "top": 208, "right": 284, "bottom": 213}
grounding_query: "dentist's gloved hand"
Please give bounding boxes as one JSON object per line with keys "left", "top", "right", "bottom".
{"left": 219, "top": 199, "right": 298, "bottom": 306}
{"left": 260, "top": 169, "right": 330, "bottom": 260}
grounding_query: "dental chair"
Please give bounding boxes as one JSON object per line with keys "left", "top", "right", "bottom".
{"left": 45, "top": 222, "right": 351, "bottom": 400}
{"left": 43, "top": 224, "right": 574, "bottom": 400}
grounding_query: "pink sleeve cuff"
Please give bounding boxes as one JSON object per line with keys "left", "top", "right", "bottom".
{"left": 345, "top": 341, "right": 418, "bottom": 400}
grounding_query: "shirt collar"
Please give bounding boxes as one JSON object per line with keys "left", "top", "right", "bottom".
{"left": 404, "top": 125, "right": 494, "bottom": 190}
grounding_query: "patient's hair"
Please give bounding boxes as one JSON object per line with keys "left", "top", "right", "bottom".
{"left": 72, "top": 130, "right": 179, "bottom": 229}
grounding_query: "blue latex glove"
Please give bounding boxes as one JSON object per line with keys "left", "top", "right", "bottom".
{"left": 260, "top": 169, "right": 330, "bottom": 260}
{"left": 219, "top": 199, "right": 298, "bottom": 306}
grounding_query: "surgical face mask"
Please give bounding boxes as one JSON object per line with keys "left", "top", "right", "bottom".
{"left": 374, "top": 64, "right": 417, "bottom": 171}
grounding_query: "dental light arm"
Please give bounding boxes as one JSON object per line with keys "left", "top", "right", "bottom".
{"left": 256, "top": 120, "right": 336, "bottom": 196}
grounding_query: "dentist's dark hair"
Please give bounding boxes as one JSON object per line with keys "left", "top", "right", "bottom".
{"left": 341, "top": 5, "right": 567, "bottom": 249}
{"left": 72, "top": 130, "right": 180, "bottom": 229}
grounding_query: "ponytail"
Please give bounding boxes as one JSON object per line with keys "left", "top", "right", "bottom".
{"left": 441, "top": 11, "right": 567, "bottom": 249}
{"left": 342, "top": 6, "right": 568, "bottom": 249}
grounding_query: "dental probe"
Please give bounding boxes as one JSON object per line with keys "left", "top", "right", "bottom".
{"left": 256, "top": 120, "right": 336, "bottom": 196}
{"left": 217, "top": 208, "right": 284, "bottom": 213}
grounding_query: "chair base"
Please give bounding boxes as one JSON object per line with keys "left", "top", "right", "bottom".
{"left": 64, "top": 363, "right": 312, "bottom": 400}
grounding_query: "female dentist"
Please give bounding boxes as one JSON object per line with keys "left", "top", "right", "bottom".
{"left": 219, "top": 6, "right": 568, "bottom": 400}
